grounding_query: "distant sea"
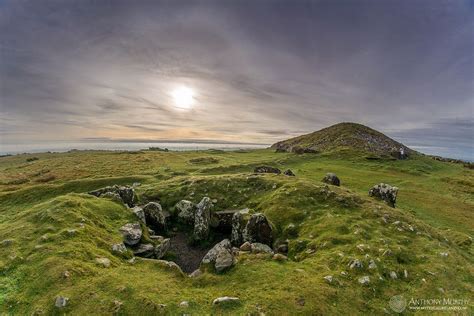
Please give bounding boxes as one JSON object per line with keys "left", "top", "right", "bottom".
{"left": 0, "top": 141, "right": 269, "bottom": 156}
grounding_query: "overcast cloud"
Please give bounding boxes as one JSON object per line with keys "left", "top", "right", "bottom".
{"left": 0, "top": 0, "right": 473, "bottom": 159}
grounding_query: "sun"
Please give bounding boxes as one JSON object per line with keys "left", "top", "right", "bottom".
{"left": 171, "top": 86, "right": 195, "bottom": 109}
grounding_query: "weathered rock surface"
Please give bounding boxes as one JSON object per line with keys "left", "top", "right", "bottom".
{"left": 55, "top": 296, "right": 69, "bottom": 308}
{"left": 243, "top": 213, "right": 273, "bottom": 246}
{"left": 201, "top": 239, "right": 234, "bottom": 272}
{"left": 254, "top": 166, "right": 281, "bottom": 174}
{"left": 212, "top": 297, "right": 240, "bottom": 305}
{"left": 193, "top": 197, "right": 212, "bottom": 241}
{"left": 143, "top": 202, "right": 168, "bottom": 232}
{"left": 119, "top": 223, "right": 142, "bottom": 246}
{"left": 95, "top": 257, "right": 111, "bottom": 267}
{"left": 231, "top": 211, "right": 244, "bottom": 246}
{"left": 89, "top": 185, "right": 136, "bottom": 207}
{"left": 133, "top": 243, "right": 155, "bottom": 258}
{"left": 239, "top": 241, "right": 252, "bottom": 251}
{"left": 175, "top": 200, "right": 195, "bottom": 224}
{"left": 154, "top": 238, "right": 170, "bottom": 259}
{"left": 132, "top": 206, "right": 145, "bottom": 223}
{"left": 322, "top": 173, "right": 340, "bottom": 186}
{"left": 369, "top": 183, "right": 398, "bottom": 207}
{"left": 111, "top": 243, "right": 127, "bottom": 254}
{"left": 251, "top": 242, "right": 274, "bottom": 254}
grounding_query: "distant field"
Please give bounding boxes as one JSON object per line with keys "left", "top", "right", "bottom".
{"left": 0, "top": 149, "right": 472, "bottom": 314}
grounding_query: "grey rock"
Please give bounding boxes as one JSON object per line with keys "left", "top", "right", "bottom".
{"left": 132, "top": 206, "right": 146, "bottom": 223}
{"left": 239, "top": 241, "right": 252, "bottom": 251}
{"left": 119, "top": 223, "right": 142, "bottom": 246}
{"left": 189, "top": 269, "right": 202, "bottom": 278}
{"left": 193, "top": 197, "right": 212, "bottom": 241}
{"left": 212, "top": 297, "right": 240, "bottom": 305}
{"left": 1, "top": 239, "right": 14, "bottom": 246}
{"left": 179, "top": 301, "right": 189, "bottom": 308}
{"left": 231, "top": 211, "right": 244, "bottom": 246}
{"left": 133, "top": 243, "right": 155, "bottom": 258}
{"left": 324, "top": 275, "right": 333, "bottom": 283}
{"left": 369, "top": 183, "right": 398, "bottom": 207}
{"left": 101, "top": 191, "right": 122, "bottom": 203}
{"left": 96, "top": 257, "right": 111, "bottom": 267}
{"left": 201, "top": 239, "right": 234, "bottom": 272}
{"left": 111, "top": 243, "right": 127, "bottom": 254}
{"left": 215, "top": 249, "right": 234, "bottom": 272}
{"left": 154, "top": 238, "right": 170, "bottom": 259}
{"left": 242, "top": 213, "right": 273, "bottom": 246}
{"left": 251, "top": 242, "right": 274, "bottom": 254}
{"left": 175, "top": 200, "right": 195, "bottom": 224}
{"left": 143, "top": 202, "right": 168, "bottom": 232}
{"left": 272, "top": 253, "right": 288, "bottom": 261}
{"left": 349, "top": 259, "right": 363, "bottom": 269}
{"left": 254, "top": 166, "right": 281, "bottom": 174}
{"left": 390, "top": 271, "right": 398, "bottom": 279}
{"left": 368, "top": 259, "right": 377, "bottom": 269}
{"left": 55, "top": 296, "right": 69, "bottom": 308}
{"left": 358, "top": 276, "right": 370, "bottom": 285}
{"left": 89, "top": 185, "right": 136, "bottom": 207}
{"left": 322, "top": 173, "right": 340, "bottom": 186}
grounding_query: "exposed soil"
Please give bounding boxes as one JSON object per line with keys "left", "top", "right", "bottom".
{"left": 167, "top": 232, "right": 213, "bottom": 273}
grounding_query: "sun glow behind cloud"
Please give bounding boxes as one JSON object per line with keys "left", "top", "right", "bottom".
{"left": 171, "top": 86, "right": 195, "bottom": 110}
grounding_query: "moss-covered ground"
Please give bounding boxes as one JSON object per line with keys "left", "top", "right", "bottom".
{"left": 0, "top": 149, "right": 472, "bottom": 314}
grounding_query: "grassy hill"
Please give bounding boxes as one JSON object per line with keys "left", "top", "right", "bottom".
{"left": 0, "top": 145, "right": 473, "bottom": 314}
{"left": 271, "top": 122, "right": 414, "bottom": 158}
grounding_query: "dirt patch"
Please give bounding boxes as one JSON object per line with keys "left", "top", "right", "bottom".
{"left": 167, "top": 232, "right": 213, "bottom": 273}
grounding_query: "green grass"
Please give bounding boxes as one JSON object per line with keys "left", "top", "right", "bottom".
{"left": 0, "top": 149, "right": 472, "bottom": 314}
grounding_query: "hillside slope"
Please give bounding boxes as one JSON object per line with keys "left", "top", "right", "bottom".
{"left": 272, "top": 122, "right": 414, "bottom": 157}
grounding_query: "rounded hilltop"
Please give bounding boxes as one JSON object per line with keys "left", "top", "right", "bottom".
{"left": 271, "top": 122, "right": 414, "bottom": 158}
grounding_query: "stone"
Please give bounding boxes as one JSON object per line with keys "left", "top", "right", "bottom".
{"left": 179, "top": 301, "right": 189, "bottom": 308}
{"left": 251, "top": 242, "right": 274, "bottom": 254}
{"left": 283, "top": 169, "right": 295, "bottom": 176}
{"left": 132, "top": 206, "right": 145, "bottom": 223}
{"left": 276, "top": 242, "right": 289, "bottom": 254}
{"left": 369, "top": 183, "right": 398, "bottom": 207}
{"left": 189, "top": 269, "right": 202, "bottom": 278}
{"left": 368, "top": 259, "right": 377, "bottom": 269}
{"left": 231, "top": 211, "right": 244, "bottom": 246}
{"left": 322, "top": 173, "right": 340, "bottom": 186}
{"left": 324, "top": 275, "right": 333, "bottom": 283}
{"left": 358, "top": 276, "right": 370, "bottom": 285}
{"left": 390, "top": 271, "right": 398, "bottom": 279}
{"left": 193, "top": 197, "right": 212, "bottom": 241}
{"left": 254, "top": 166, "right": 281, "bottom": 174}
{"left": 1, "top": 239, "right": 14, "bottom": 246}
{"left": 133, "top": 243, "right": 155, "bottom": 258}
{"left": 175, "top": 200, "right": 195, "bottom": 224}
{"left": 96, "top": 257, "right": 111, "bottom": 267}
{"left": 143, "top": 202, "right": 168, "bottom": 232}
{"left": 242, "top": 213, "right": 273, "bottom": 246}
{"left": 111, "top": 243, "right": 127, "bottom": 254}
{"left": 212, "top": 297, "right": 240, "bottom": 305}
{"left": 101, "top": 191, "right": 122, "bottom": 203}
{"left": 349, "top": 259, "right": 363, "bottom": 269}
{"left": 272, "top": 253, "right": 288, "bottom": 261}
{"left": 119, "top": 223, "right": 142, "bottom": 246}
{"left": 55, "top": 296, "right": 69, "bottom": 308}
{"left": 215, "top": 249, "right": 234, "bottom": 273}
{"left": 89, "top": 185, "right": 136, "bottom": 207}
{"left": 239, "top": 241, "right": 252, "bottom": 251}
{"left": 154, "top": 238, "right": 170, "bottom": 259}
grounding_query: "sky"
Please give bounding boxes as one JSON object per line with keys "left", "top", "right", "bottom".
{"left": 0, "top": 0, "right": 473, "bottom": 159}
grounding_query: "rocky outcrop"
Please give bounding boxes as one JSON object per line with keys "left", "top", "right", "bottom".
{"left": 133, "top": 243, "right": 155, "bottom": 258}
{"left": 119, "top": 223, "right": 142, "bottom": 246}
{"left": 143, "top": 202, "right": 168, "bottom": 232}
{"left": 193, "top": 197, "right": 212, "bottom": 241}
{"left": 89, "top": 185, "right": 136, "bottom": 207}
{"left": 254, "top": 166, "right": 281, "bottom": 174}
{"left": 242, "top": 213, "right": 273, "bottom": 246}
{"left": 322, "top": 173, "right": 340, "bottom": 186}
{"left": 369, "top": 183, "right": 398, "bottom": 207}
{"left": 201, "top": 239, "right": 234, "bottom": 272}
{"left": 175, "top": 200, "right": 195, "bottom": 224}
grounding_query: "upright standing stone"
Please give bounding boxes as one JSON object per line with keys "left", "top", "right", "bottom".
{"left": 242, "top": 213, "right": 273, "bottom": 246}
{"left": 231, "top": 212, "right": 244, "bottom": 246}
{"left": 193, "top": 197, "right": 212, "bottom": 241}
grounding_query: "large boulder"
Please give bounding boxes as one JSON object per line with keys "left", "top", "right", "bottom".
{"left": 322, "top": 173, "right": 340, "bottom": 186}
{"left": 175, "top": 200, "right": 195, "bottom": 224}
{"left": 231, "top": 212, "right": 244, "bottom": 246}
{"left": 193, "top": 197, "right": 212, "bottom": 242}
{"left": 242, "top": 213, "right": 273, "bottom": 246}
{"left": 143, "top": 202, "right": 168, "bottom": 232}
{"left": 132, "top": 206, "right": 145, "bottom": 223}
{"left": 89, "top": 185, "right": 136, "bottom": 207}
{"left": 369, "top": 183, "right": 398, "bottom": 207}
{"left": 119, "top": 223, "right": 142, "bottom": 246}
{"left": 254, "top": 166, "right": 281, "bottom": 174}
{"left": 201, "top": 239, "right": 234, "bottom": 272}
